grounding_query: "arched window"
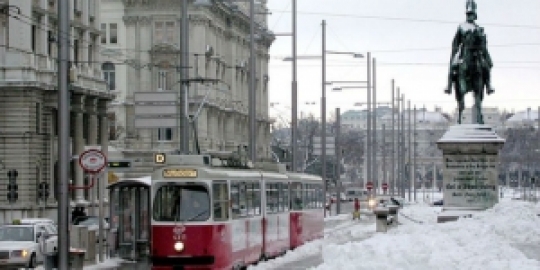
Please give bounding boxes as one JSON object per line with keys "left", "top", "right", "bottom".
{"left": 102, "top": 62, "right": 116, "bottom": 90}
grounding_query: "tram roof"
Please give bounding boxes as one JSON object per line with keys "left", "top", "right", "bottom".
{"left": 107, "top": 176, "right": 151, "bottom": 189}
{"left": 287, "top": 172, "right": 323, "bottom": 182}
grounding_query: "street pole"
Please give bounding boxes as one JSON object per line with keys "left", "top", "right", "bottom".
{"left": 249, "top": 0, "right": 257, "bottom": 161}
{"left": 396, "top": 87, "right": 401, "bottom": 196}
{"left": 401, "top": 94, "right": 405, "bottom": 198}
{"left": 180, "top": 0, "right": 190, "bottom": 153}
{"left": 57, "top": 1, "right": 70, "bottom": 268}
{"left": 321, "top": 20, "right": 327, "bottom": 217}
{"left": 391, "top": 80, "right": 395, "bottom": 195}
{"left": 366, "top": 52, "right": 372, "bottom": 196}
{"left": 408, "top": 100, "right": 412, "bottom": 201}
{"left": 383, "top": 124, "right": 386, "bottom": 193}
{"left": 372, "top": 58, "right": 378, "bottom": 194}
{"left": 413, "top": 105, "right": 417, "bottom": 202}
{"left": 336, "top": 107, "right": 341, "bottom": 214}
{"left": 291, "top": 0, "right": 298, "bottom": 172}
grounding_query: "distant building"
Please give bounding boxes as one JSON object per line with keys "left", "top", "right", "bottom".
{"left": 100, "top": 0, "right": 275, "bottom": 177}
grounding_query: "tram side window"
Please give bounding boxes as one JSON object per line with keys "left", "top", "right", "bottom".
{"left": 316, "top": 184, "right": 324, "bottom": 208}
{"left": 283, "top": 183, "right": 290, "bottom": 211}
{"left": 246, "top": 182, "right": 261, "bottom": 216}
{"left": 265, "top": 183, "right": 277, "bottom": 214}
{"left": 251, "top": 182, "right": 261, "bottom": 215}
{"left": 291, "top": 182, "right": 303, "bottom": 210}
{"left": 212, "top": 181, "right": 229, "bottom": 221}
{"left": 305, "top": 184, "right": 313, "bottom": 209}
{"left": 231, "top": 182, "right": 248, "bottom": 219}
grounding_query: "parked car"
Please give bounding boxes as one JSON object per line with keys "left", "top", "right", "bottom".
{"left": 0, "top": 222, "right": 58, "bottom": 268}
{"left": 72, "top": 216, "right": 110, "bottom": 231}
{"left": 433, "top": 200, "right": 444, "bottom": 206}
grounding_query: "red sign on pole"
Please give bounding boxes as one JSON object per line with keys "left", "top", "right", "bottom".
{"left": 366, "top": 181, "right": 373, "bottom": 190}
{"left": 382, "top": 183, "right": 388, "bottom": 190}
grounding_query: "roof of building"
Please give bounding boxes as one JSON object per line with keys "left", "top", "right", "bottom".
{"left": 506, "top": 110, "right": 539, "bottom": 122}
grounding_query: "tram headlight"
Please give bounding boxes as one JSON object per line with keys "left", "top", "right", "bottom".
{"left": 368, "top": 198, "right": 376, "bottom": 208}
{"left": 174, "top": 241, "right": 185, "bottom": 252}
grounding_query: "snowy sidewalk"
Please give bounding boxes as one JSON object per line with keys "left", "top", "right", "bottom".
{"left": 312, "top": 201, "right": 540, "bottom": 270}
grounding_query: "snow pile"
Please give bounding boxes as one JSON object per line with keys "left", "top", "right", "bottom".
{"left": 313, "top": 201, "right": 540, "bottom": 270}
{"left": 84, "top": 257, "right": 124, "bottom": 269}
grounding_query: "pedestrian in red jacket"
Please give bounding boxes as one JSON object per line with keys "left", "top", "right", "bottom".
{"left": 353, "top": 198, "right": 360, "bottom": 220}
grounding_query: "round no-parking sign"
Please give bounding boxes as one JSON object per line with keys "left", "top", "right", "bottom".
{"left": 78, "top": 149, "right": 107, "bottom": 174}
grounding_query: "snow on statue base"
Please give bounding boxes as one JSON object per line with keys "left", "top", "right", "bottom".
{"left": 436, "top": 124, "right": 505, "bottom": 223}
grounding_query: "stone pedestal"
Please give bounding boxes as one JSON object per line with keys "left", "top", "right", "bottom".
{"left": 436, "top": 124, "right": 505, "bottom": 222}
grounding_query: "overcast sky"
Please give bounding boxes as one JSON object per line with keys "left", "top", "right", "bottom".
{"left": 266, "top": 0, "right": 540, "bottom": 121}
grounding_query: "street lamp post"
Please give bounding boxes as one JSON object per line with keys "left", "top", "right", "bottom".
{"left": 366, "top": 52, "right": 372, "bottom": 196}
{"left": 372, "top": 57, "right": 378, "bottom": 194}
{"left": 291, "top": 0, "right": 298, "bottom": 171}
{"left": 58, "top": 1, "right": 70, "bottom": 268}
{"left": 248, "top": 0, "right": 257, "bottom": 161}
{"left": 321, "top": 20, "right": 327, "bottom": 216}
{"left": 391, "top": 80, "right": 395, "bottom": 195}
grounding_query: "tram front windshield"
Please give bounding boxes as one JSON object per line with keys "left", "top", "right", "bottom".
{"left": 153, "top": 184, "right": 210, "bottom": 222}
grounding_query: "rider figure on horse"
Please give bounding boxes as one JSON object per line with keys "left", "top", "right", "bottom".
{"left": 445, "top": 0, "right": 494, "bottom": 95}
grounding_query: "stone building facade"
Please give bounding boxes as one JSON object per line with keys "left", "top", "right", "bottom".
{"left": 101, "top": 0, "right": 274, "bottom": 176}
{"left": 0, "top": 0, "right": 113, "bottom": 222}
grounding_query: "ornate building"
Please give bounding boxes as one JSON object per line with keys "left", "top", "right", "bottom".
{"left": 101, "top": 0, "right": 275, "bottom": 176}
{"left": 0, "top": 0, "right": 113, "bottom": 222}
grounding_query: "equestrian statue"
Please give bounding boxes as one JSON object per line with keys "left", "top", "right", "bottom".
{"left": 445, "top": 0, "right": 494, "bottom": 124}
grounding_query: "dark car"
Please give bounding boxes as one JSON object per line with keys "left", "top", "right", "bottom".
{"left": 433, "top": 200, "right": 444, "bottom": 206}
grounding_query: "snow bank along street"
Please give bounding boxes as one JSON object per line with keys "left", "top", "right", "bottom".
{"left": 312, "top": 200, "right": 540, "bottom": 270}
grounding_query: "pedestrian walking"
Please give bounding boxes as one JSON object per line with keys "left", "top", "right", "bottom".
{"left": 353, "top": 198, "right": 360, "bottom": 220}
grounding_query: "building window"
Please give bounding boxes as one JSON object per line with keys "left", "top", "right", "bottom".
{"left": 157, "top": 128, "right": 172, "bottom": 141}
{"left": 73, "top": 39, "right": 79, "bottom": 65}
{"left": 102, "top": 62, "right": 116, "bottom": 90}
{"left": 108, "top": 112, "right": 117, "bottom": 140}
{"left": 88, "top": 44, "right": 93, "bottom": 64}
{"left": 31, "top": 25, "right": 36, "bottom": 52}
{"left": 158, "top": 70, "right": 168, "bottom": 91}
{"left": 165, "top": 22, "right": 175, "bottom": 43}
{"left": 109, "top": 23, "right": 118, "bottom": 44}
{"left": 35, "top": 103, "right": 41, "bottom": 133}
{"left": 155, "top": 21, "right": 175, "bottom": 44}
{"left": 47, "top": 31, "right": 53, "bottom": 56}
{"left": 101, "top": 23, "right": 107, "bottom": 44}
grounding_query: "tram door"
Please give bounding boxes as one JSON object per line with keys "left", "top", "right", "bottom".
{"left": 109, "top": 183, "right": 150, "bottom": 261}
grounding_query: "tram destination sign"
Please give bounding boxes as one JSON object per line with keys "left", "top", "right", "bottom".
{"left": 163, "top": 168, "right": 198, "bottom": 178}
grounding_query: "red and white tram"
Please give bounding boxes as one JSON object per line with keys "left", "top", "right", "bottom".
{"left": 150, "top": 152, "right": 324, "bottom": 270}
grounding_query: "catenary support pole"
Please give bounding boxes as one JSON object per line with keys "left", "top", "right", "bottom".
{"left": 291, "top": 0, "right": 298, "bottom": 172}
{"left": 321, "top": 20, "right": 327, "bottom": 217}
{"left": 57, "top": 0, "right": 70, "bottom": 268}
{"left": 372, "top": 58, "right": 378, "bottom": 194}
{"left": 366, "top": 53, "right": 372, "bottom": 195}
{"left": 391, "top": 80, "right": 395, "bottom": 195}
{"left": 336, "top": 107, "right": 341, "bottom": 214}
{"left": 249, "top": 0, "right": 257, "bottom": 161}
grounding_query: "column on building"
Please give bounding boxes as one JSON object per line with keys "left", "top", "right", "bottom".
{"left": 72, "top": 94, "right": 87, "bottom": 206}
{"left": 224, "top": 112, "right": 235, "bottom": 151}
{"left": 135, "top": 16, "right": 152, "bottom": 144}
{"left": 98, "top": 99, "right": 109, "bottom": 203}
{"left": 85, "top": 97, "right": 98, "bottom": 208}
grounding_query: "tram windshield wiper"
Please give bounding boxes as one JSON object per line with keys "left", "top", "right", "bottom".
{"left": 183, "top": 209, "right": 209, "bottom": 222}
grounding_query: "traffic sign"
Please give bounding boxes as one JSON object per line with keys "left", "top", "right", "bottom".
{"left": 366, "top": 181, "right": 374, "bottom": 190}
{"left": 382, "top": 183, "right": 388, "bottom": 190}
{"left": 79, "top": 149, "right": 107, "bottom": 174}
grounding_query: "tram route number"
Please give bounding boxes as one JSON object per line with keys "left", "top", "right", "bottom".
{"left": 163, "top": 168, "right": 198, "bottom": 178}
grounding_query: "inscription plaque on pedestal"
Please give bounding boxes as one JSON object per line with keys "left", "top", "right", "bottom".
{"left": 437, "top": 124, "right": 505, "bottom": 211}
{"left": 443, "top": 154, "right": 499, "bottom": 208}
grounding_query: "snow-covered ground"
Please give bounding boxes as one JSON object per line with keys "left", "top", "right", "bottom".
{"left": 312, "top": 200, "right": 540, "bottom": 270}
{"left": 33, "top": 254, "right": 123, "bottom": 270}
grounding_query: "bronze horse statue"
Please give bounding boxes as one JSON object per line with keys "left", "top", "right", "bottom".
{"left": 445, "top": 27, "right": 493, "bottom": 125}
